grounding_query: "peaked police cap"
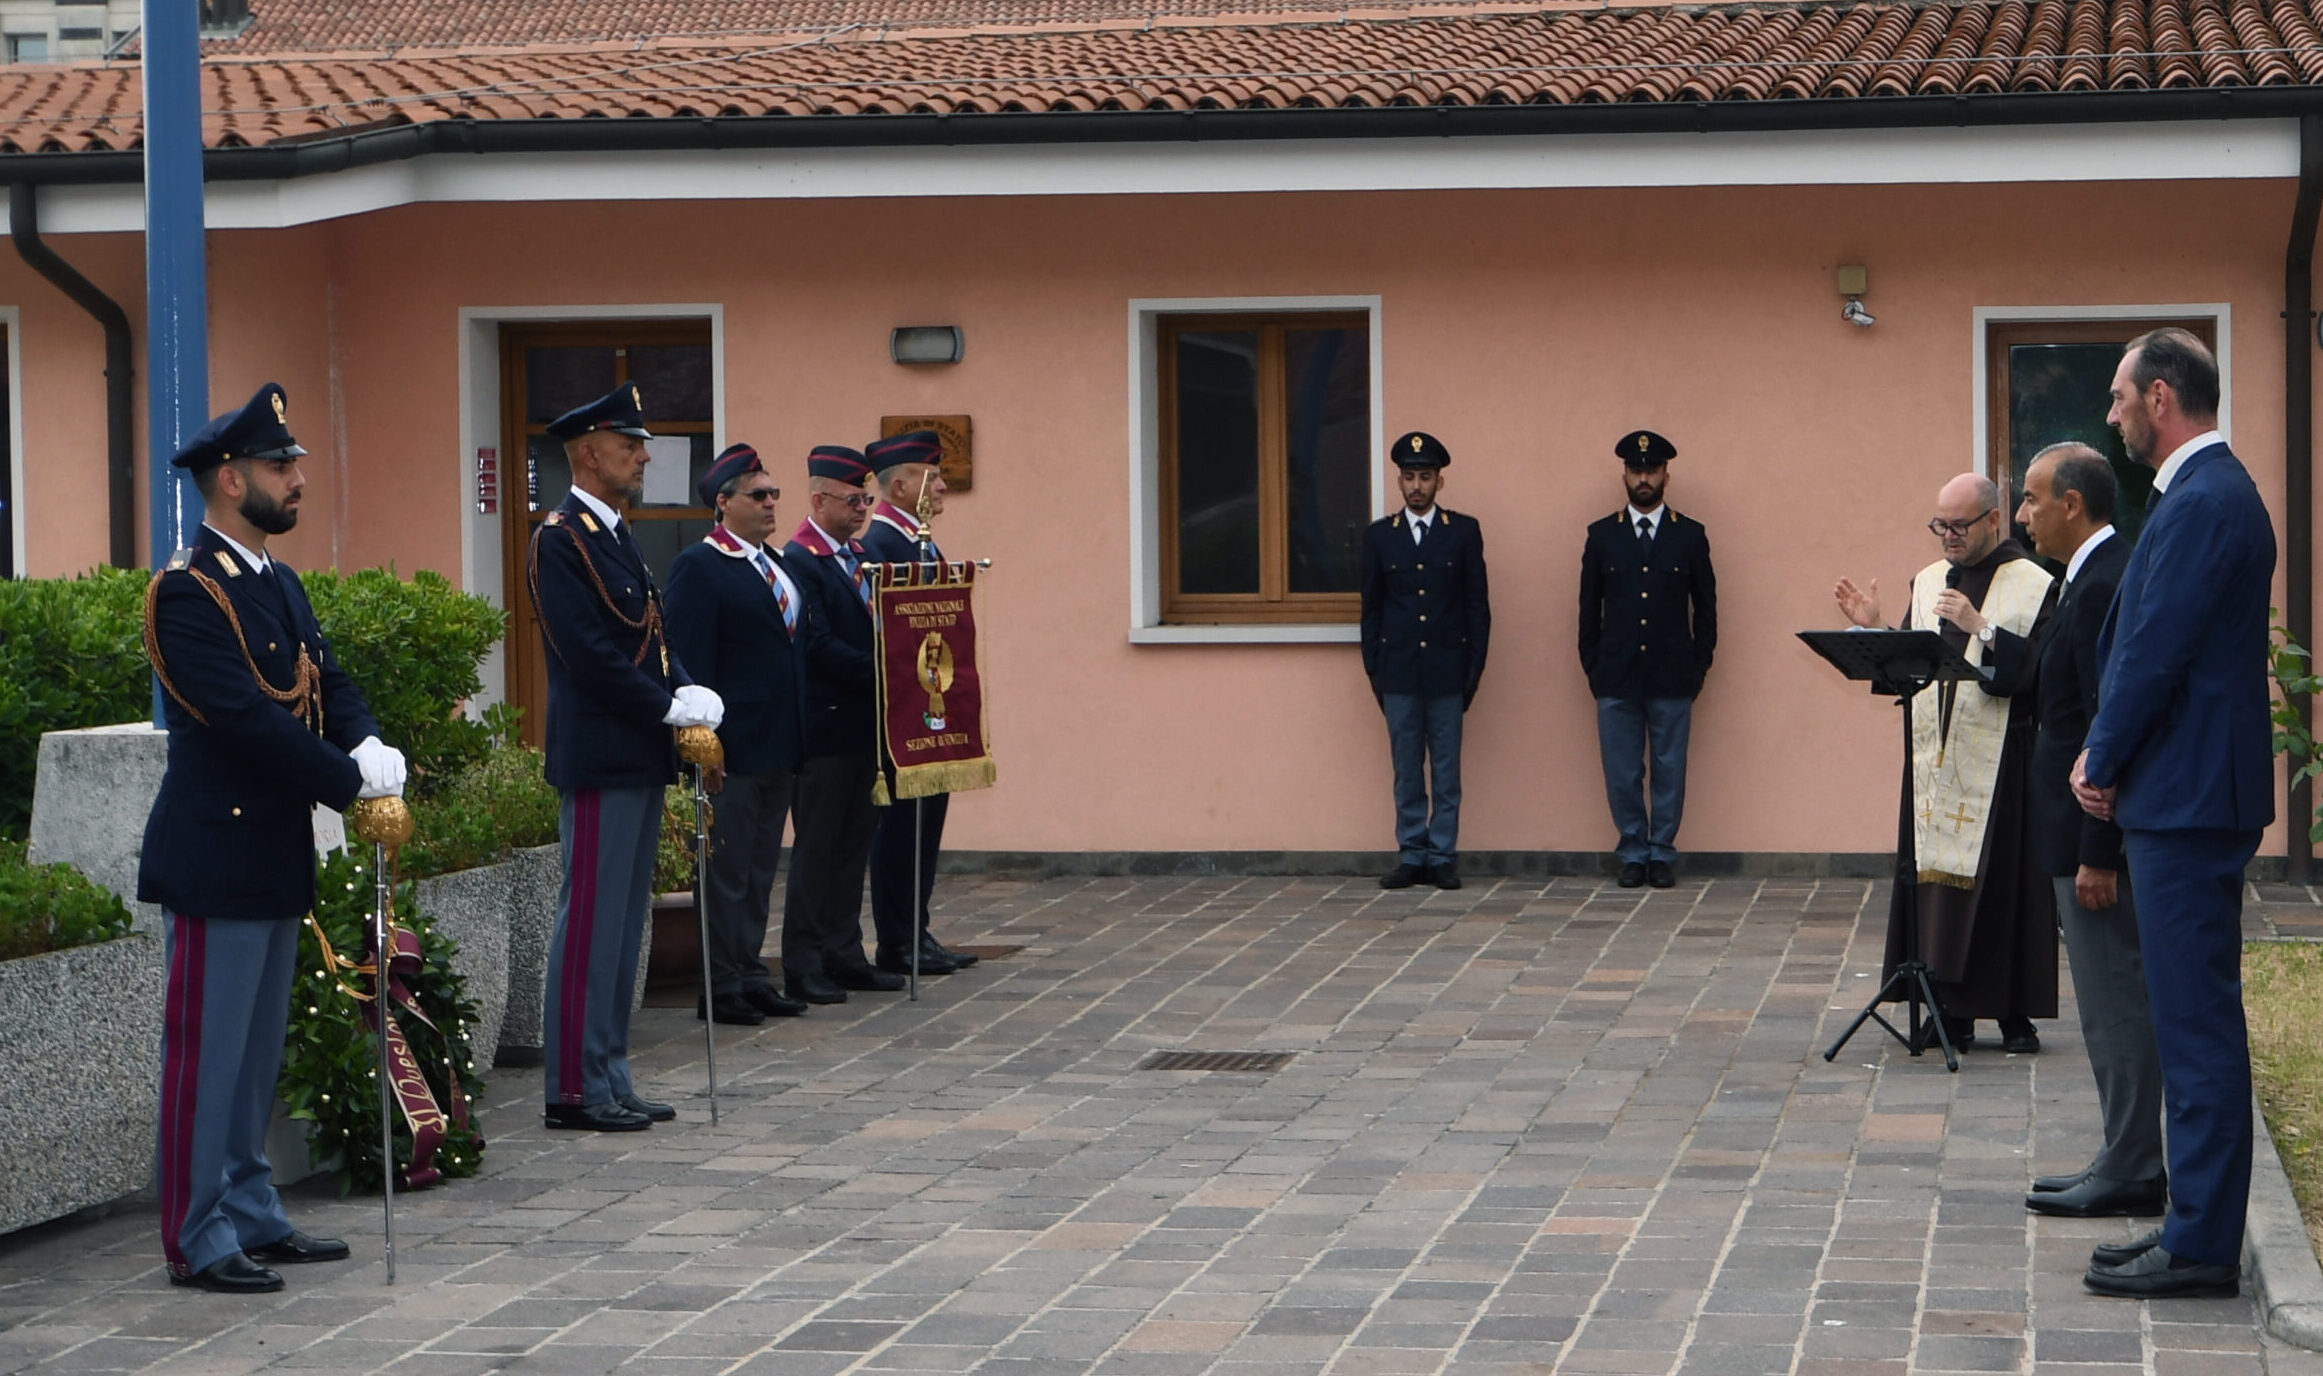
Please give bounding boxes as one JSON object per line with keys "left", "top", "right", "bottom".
{"left": 1617, "top": 429, "right": 1678, "bottom": 468}
{"left": 1390, "top": 432, "right": 1450, "bottom": 469}
{"left": 545, "top": 383, "right": 653, "bottom": 442}
{"left": 170, "top": 382, "right": 306, "bottom": 471}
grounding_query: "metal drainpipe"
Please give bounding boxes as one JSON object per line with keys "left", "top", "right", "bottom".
{"left": 8, "top": 182, "right": 135, "bottom": 568}
{"left": 2286, "top": 112, "right": 2323, "bottom": 884}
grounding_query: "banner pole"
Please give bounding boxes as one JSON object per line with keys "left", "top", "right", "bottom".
{"left": 693, "top": 762, "right": 720, "bottom": 1125}
{"left": 909, "top": 796, "right": 923, "bottom": 1002}
{"left": 372, "top": 841, "right": 397, "bottom": 1284}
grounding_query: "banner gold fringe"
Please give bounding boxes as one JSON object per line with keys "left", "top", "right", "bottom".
{"left": 893, "top": 758, "right": 997, "bottom": 801}
{"left": 1916, "top": 869, "right": 1977, "bottom": 890}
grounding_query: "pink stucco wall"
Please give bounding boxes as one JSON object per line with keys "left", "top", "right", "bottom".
{"left": 5, "top": 177, "right": 2307, "bottom": 857}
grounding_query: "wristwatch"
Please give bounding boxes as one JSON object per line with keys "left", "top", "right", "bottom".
{"left": 1977, "top": 624, "right": 1996, "bottom": 646}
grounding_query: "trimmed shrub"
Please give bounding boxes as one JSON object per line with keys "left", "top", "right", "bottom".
{"left": 0, "top": 838, "right": 135, "bottom": 960}
{"left": 0, "top": 569, "right": 152, "bottom": 838}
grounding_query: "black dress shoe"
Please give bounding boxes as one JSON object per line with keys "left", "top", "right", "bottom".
{"left": 697, "top": 993, "right": 765, "bottom": 1026}
{"left": 1647, "top": 861, "right": 1676, "bottom": 889}
{"left": 246, "top": 1229, "right": 349, "bottom": 1265}
{"left": 1617, "top": 863, "right": 1647, "bottom": 888}
{"left": 1430, "top": 863, "right": 1462, "bottom": 891}
{"left": 2091, "top": 1226, "right": 2164, "bottom": 1269}
{"left": 1381, "top": 863, "right": 1426, "bottom": 890}
{"left": 2027, "top": 1174, "right": 2168, "bottom": 1218}
{"left": 544, "top": 1101, "right": 651, "bottom": 1132}
{"left": 834, "top": 965, "right": 906, "bottom": 992}
{"left": 171, "top": 1252, "right": 283, "bottom": 1293}
{"left": 745, "top": 985, "right": 810, "bottom": 1017}
{"left": 1999, "top": 1018, "right": 2041, "bottom": 1054}
{"left": 785, "top": 972, "right": 847, "bottom": 1005}
{"left": 876, "top": 943, "right": 959, "bottom": 975}
{"left": 2084, "top": 1244, "right": 2239, "bottom": 1299}
{"left": 617, "top": 1092, "right": 677, "bottom": 1123}
{"left": 924, "top": 934, "right": 978, "bottom": 967}
{"left": 2033, "top": 1166, "right": 2094, "bottom": 1194}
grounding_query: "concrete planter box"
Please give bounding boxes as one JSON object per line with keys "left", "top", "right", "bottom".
{"left": 0, "top": 935, "right": 162, "bottom": 1235}
{"left": 497, "top": 843, "right": 560, "bottom": 1063}
{"left": 409, "top": 862, "right": 512, "bottom": 1068}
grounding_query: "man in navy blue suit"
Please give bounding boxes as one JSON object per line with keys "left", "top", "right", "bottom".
{"left": 664, "top": 442, "right": 811, "bottom": 1027}
{"left": 858, "top": 430, "right": 981, "bottom": 977}
{"left": 142, "top": 383, "right": 405, "bottom": 1292}
{"left": 2072, "top": 327, "right": 2275, "bottom": 1300}
{"left": 528, "top": 385, "right": 723, "bottom": 1132}
{"left": 781, "top": 448, "right": 904, "bottom": 1003}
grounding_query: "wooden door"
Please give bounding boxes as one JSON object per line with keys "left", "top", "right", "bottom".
{"left": 500, "top": 321, "right": 715, "bottom": 746}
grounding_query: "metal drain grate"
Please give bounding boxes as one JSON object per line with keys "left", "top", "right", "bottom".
{"left": 1139, "top": 1050, "right": 1296, "bottom": 1073}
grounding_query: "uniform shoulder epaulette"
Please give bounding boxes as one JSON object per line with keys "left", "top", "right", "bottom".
{"left": 577, "top": 511, "right": 601, "bottom": 534}
{"left": 164, "top": 547, "right": 193, "bottom": 572}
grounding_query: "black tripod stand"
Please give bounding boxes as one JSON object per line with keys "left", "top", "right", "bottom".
{"left": 1800, "top": 629, "right": 1988, "bottom": 1073}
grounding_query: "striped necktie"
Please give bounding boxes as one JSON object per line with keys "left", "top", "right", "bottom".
{"left": 754, "top": 551, "right": 797, "bottom": 638}
{"left": 836, "top": 546, "right": 870, "bottom": 608}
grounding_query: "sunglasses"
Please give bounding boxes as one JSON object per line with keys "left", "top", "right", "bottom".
{"left": 821, "top": 492, "right": 875, "bottom": 510}
{"left": 733, "top": 487, "right": 781, "bottom": 503}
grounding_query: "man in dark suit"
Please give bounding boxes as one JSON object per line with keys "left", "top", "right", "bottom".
{"left": 857, "top": 430, "right": 978, "bottom": 977}
{"left": 781, "top": 448, "right": 904, "bottom": 1003}
{"left": 528, "top": 384, "right": 723, "bottom": 1133}
{"left": 663, "top": 443, "right": 811, "bottom": 1027}
{"left": 1359, "top": 431, "right": 1490, "bottom": 891}
{"left": 1578, "top": 429, "right": 1717, "bottom": 889}
{"left": 1981, "top": 443, "right": 2164, "bottom": 1221}
{"left": 141, "top": 382, "right": 404, "bottom": 1292}
{"left": 2073, "top": 327, "right": 2274, "bottom": 1300}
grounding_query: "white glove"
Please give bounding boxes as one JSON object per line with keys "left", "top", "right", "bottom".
{"left": 351, "top": 735, "right": 407, "bottom": 799}
{"left": 663, "top": 685, "right": 725, "bottom": 730}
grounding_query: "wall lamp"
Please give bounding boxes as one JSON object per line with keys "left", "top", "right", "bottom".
{"left": 891, "top": 325, "right": 964, "bottom": 365}
{"left": 1837, "top": 264, "right": 1875, "bottom": 328}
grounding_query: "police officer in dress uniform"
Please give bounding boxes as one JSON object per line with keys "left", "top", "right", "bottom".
{"left": 1359, "top": 431, "right": 1491, "bottom": 890}
{"left": 663, "top": 443, "right": 812, "bottom": 1026}
{"left": 780, "top": 448, "right": 905, "bottom": 1003}
{"left": 858, "top": 430, "right": 980, "bottom": 977}
{"left": 142, "top": 382, "right": 407, "bottom": 1293}
{"left": 1578, "top": 429, "right": 1717, "bottom": 889}
{"left": 527, "top": 385, "right": 724, "bottom": 1132}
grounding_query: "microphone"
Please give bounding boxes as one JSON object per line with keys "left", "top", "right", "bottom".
{"left": 1944, "top": 565, "right": 1963, "bottom": 590}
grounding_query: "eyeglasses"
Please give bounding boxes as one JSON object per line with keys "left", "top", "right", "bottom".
{"left": 1927, "top": 509, "right": 1995, "bottom": 538}
{"left": 734, "top": 487, "right": 780, "bottom": 503}
{"left": 821, "top": 493, "right": 875, "bottom": 510}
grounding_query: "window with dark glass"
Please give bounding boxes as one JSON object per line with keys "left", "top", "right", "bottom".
{"left": 1988, "top": 317, "right": 2218, "bottom": 553}
{"left": 1160, "top": 314, "right": 1370, "bottom": 623}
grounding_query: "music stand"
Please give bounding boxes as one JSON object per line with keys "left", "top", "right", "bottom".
{"left": 1799, "top": 628, "right": 1989, "bottom": 1073}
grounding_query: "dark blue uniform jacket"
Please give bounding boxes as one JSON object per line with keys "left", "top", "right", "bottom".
{"left": 138, "top": 526, "right": 379, "bottom": 923}
{"left": 1578, "top": 509, "right": 1717, "bottom": 701}
{"left": 1359, "top": 507, "right": 1491, "bottom": 701}
{"left": 528, "top": 493, "right": 689, "bottom": 792}
{"left": 785, "top": 525, "right": 879, "bottom": 760}
{"left": 1984, "top": 533, "right": 2129, "bottom": 877}
{"left": 663, "top": 531, "right": 807, "bottom": 778}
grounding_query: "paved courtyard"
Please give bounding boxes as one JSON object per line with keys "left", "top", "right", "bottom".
{"left": 3, "top": 874, "right": 2321, "bottom": 1375}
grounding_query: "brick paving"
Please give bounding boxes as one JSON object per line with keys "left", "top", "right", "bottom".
{"left": 2, "top": 874, "right": 2320, "bottom": 1376}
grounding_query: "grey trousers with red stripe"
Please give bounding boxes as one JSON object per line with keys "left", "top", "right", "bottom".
{"left": 158, "top": 912, "right": 300, "bottom": 1278}
{"left": 543, "top": 785, "right": 660, "bottom": 1109}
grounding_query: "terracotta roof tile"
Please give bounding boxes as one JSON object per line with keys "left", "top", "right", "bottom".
{"left": 9, "top": 0, "right": 2323, "bottom": 156}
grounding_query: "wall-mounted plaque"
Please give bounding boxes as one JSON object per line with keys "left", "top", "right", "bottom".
{"left": 879, "top": 415, "right": 972, "bottom": 492}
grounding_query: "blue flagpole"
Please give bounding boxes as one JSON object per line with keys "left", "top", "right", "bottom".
{"left": 142, "top": 0, "right": 210, "bottom": 721}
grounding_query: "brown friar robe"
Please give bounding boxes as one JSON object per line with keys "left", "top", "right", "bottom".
{"left": 1880, "top": 539, "right": 2059, "bottom": 1022}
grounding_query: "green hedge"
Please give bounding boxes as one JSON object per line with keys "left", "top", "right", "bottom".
{"left": 0, "top": 569, "right": 153, "bottom": 838}
{"left": 0, "top": 838, "right": 134, "bottom": 960}
{"left": 0, "top": 565, "right": 508, "bottom": 839}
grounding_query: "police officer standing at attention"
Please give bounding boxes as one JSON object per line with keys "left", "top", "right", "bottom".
{"left": 1579, "top": 430, "right": 1717, "bottom": 889}
{"left": 528, "top": 385, "right": 723, "bottom": 1132}
{"left": 1360, "top": 432, "right": 1490, "bottom": 890}
{"left": 858, "top": 430, "right": 979, "bottom": 977}
{"left": 663, "top": 442, "right": 811, "bottom": 1026}
{"left": 142, "top": 382, "right": 407, "bottom": 1292}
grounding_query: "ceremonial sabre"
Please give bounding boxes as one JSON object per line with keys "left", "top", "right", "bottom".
{"left": 676, "top": 724, "right": 724, "bottom": 1123}
{"left": 346, "top": 793, "right": 415, "bottom": 1282}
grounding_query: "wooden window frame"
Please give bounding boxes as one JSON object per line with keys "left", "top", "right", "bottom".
{"left": 497, "top": 320, "right": 715, "bottom": 748}
{"left": 1157, "top": 311, "right": 1369, "bottom": 626}
{"left": 1985, "top": 315, "right": 2219, "bottom": 502}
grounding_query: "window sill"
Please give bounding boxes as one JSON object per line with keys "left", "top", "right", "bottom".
{"left": 1129, "top": 624, "right": 1361, "bottom": 645}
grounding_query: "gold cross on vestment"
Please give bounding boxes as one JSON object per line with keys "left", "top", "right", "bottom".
{"left": 1944, "top": 803, "right": 1978, "bottom": 833}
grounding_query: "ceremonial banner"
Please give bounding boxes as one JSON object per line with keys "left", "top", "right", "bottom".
{"left": 870, "top": 561, "right": 996, "bottom": 801}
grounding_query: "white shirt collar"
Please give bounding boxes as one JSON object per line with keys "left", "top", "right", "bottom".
{"left": 1406, "top": 505, "right": 1435, "bottom": 527}
{"left": 809, "top": 519, "right": 855, "bottom": 554}
{"left": 2063, "top": 525, "right": 2116, "bottom": 586}
{"left": 2151, "top": 429, "right": 2224, "bottom": 494}
{"left": 570, "top": 485, "right": 622, "bottom": 531}
{"left": 1627, "top": 503, "right": 1666, "bottom": 533}
{"left": 203, "top": 524, "right": 271, "bottom": 575}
